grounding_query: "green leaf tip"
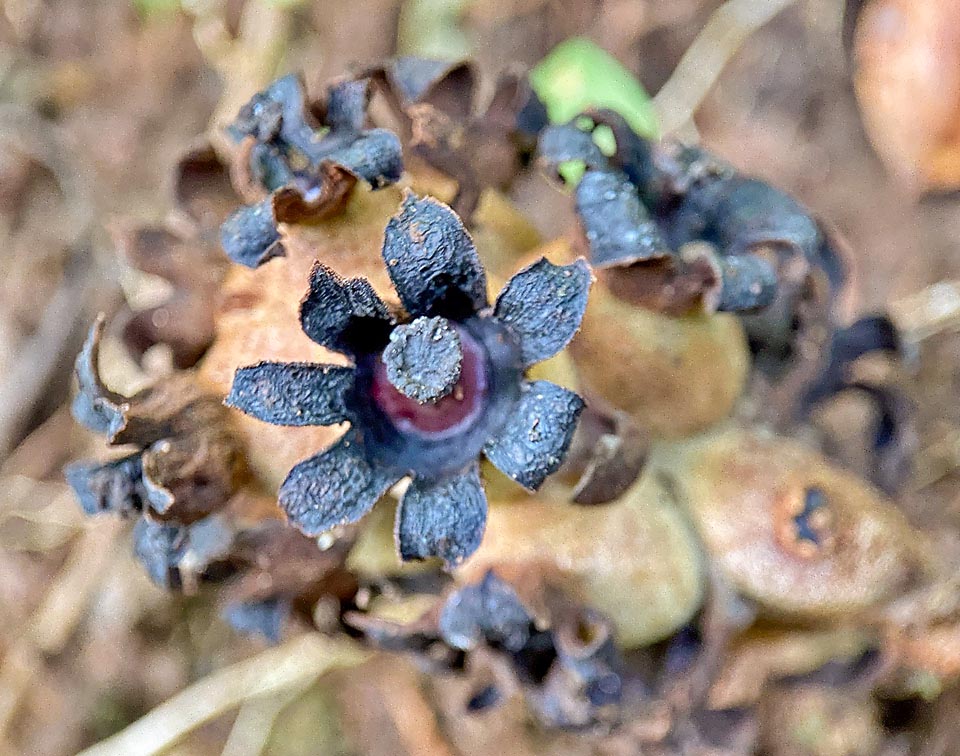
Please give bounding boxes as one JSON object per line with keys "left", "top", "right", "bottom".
{"left": 530, "top": 37, "right": 659, "bottom": 139}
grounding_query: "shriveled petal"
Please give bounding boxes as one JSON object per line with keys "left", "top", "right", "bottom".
{"left": 538, "top": 123, "right": 607, "bottom": 171}
{"left": 324, "top": 79, "right": 370, "bottom": 133}
{"left": 279, "top": 431, "right": 399, "bottom": 537}
{"left": 219, "top": 198, "right": 284, "bottom": 269}
{"left": 223, "top": 598, "right": 290, "bottom": 644}
{"left": 65, "top": 454, "right": 146, "bottom": 516}
{"left": 484, "top": 380, "right": 585, "bottom": 490}
{"left": 495, "top": 257, "right": 592, "bottom": 367}
{"left": 575, "top": 170, "right": 670, "bottom": 268}
{"left": 327, "top": 128, "right": 403, "bottom": 189}
{"left": 439, "top": 570, "right": 532, "bottom": 652}
{"left": 396, "top": 465, "right": 487, "bottom": 568}
{"left": 225, "top": 362, "right": 355, "bottom": 427}
{"left": 716, "top": 253, "right": 778, "bottom": 312}
{"left": 299, "top": 262, "right": 393, "bottom": 354}
{"left": 382, "top": 192, "right": 487, "bottom": 318}
{"left": 132, "top": 515, "right": 235, "bottom": 591}
{"left": 71, "top": 316, "right": 125, "bottom": 437}
{"left": 388, "top": 57, "right": 476, "bottom": 119}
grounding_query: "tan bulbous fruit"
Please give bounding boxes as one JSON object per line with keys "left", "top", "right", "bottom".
{"left": 653, "top": 427, "right": 924, "bottom": 619}
{"left": 459, "top": 472, "right": 706, "bottom": 649}
{"left": 569, "top": 278, "right": 750, "bottom": 439}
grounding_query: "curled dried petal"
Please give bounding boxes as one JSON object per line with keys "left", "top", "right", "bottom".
{"left": 386, "top": 57, "right": 477, "bottom": 119}
{"left": 382, "top": 316, "right": 463, "bottom": 403}
{"left": 538, "top": 123, "right": 607, "bottom": 171}
{"left": 716, "top": 253, "right": 778, "bottom": 312}
{"left": 132, "top": 515, "right": 236, "bottom": 592}
{"left": 494, "top": 257, "right": 592, "bottom": 367}
{"left": 271, "top": 163, "right": 357, "bottom": 224}
{"left": 382, "top": 192, "right": 488, "bottom": 318}
{"left": 225, "top": 361, "right": 355, "bottom": 427}
{"left": 575, "top": 169, "right": 670, "bottom": 268}
{"left": 223, "top": 597, "right": 290, "bottom": 644}
{"left": 64, "top": 454, "right": 146, "bottom": 517}
{"left": 323, "top": 78, "right": 370, "bottom": 133}
{"left": 279, "top": 431, "right": 400, "bottom": 537}
{"left": 299, "top": 262, "right": 393, "bottom": 355}
{"left": 439, "top": 571, "right": 533, "bottom": 652}
{"left": 396, "top": 465, "right": 487, "bottom": 567}
{"left": 324, "top": 128, "right": 403, "bottom": 189}
{"left": 71, "top": 316, "right": 125, "bottom": 437}
{"left": 484, "top": 380, "right": 585, "bottom": 490}
{"left": 219, "top": 197, "right": 285, "bottom": 269}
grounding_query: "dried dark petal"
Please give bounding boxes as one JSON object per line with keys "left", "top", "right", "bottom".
{"left": 537, "top": 123, "right": 607, "bottom": 172}
{"left": 382, "top": 316, "right": 463, "bottom": 403}
{"left": 325, "top": 128, "right": 403, "bottom": 189}
{"left": 71, "top": 316, "right": 125, "bottom": 437}
{"left": 494, "top": 257, "right": 592, "bottom": 367}
{"left": 488, "top": 70, "right": 548, "bottom": 142}
{"left": 483, "top": 381, "right": 585, "bottom": 490}
{"left": 570, "top": 412, "right": 648, "bottom": 506}
{"left": 603, "top": 248, "right": 721, "bottom": 316}
{"left": 716, "top": 253, "right": 778, "bottom": 312}
{"left": 324, "top": 78, "right": 370, "bottom": 134}
{"left": 467, "top": 684, "right": 502, "bottom": 712}
{"left": 387, "top": 57, "right": 477, "bottom": 119}
{"left": 64, "top": 454, "right": 146, "bottom": 516}
{"left": 439, "top": 571, "right": 532, "bottom": 652}
{"left": 299, "top": 262, "right": 393, "bottom": 355}
{"left": 229, "top": 74, "right": 315, "bottom": 156}
{"left": 382, "top": 192, "right": 488, "bottom": 318}
{"left": 271, "top": 163, "right": 357, "bottom": 224}
{"left": 223, "top": 597, "right": 290, "bottom": 644}
{"left": 132, "top": 515, "right": 235, "bottom": 591}
{"left": 279, "top": 431, "right": 400, "bottom": 537}
{"left": 396, "top": 465, "right": 487, "bottom": 567}
{"left": 219, "top": 197, "right": 285, "bottom": 269}
{"left": 225, "top": 361, "right": 355, "bottom": 427}
{"left": 575, "top": 169, "right": 671, "bottom": 268}
{"left": 173, "top": 141, "right": 238, "bottom": 227}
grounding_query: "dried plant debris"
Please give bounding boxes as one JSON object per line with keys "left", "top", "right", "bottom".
{"left": 348, "top": 571, "right": 623, "bottom": 729}
{"left": 67, "top": 316, "right": 245, "bottom": 523}
{"left": 220, "top": 74, "right": 403, "bottom": 268}
{"left": 799, "top": 314, "right": 915, "bottom": 494}
{"left": 364, "top": 57, "right": 548, "bottom": 221}
{"left": 538, "top": 111, "right": 844, "bottom": 333}
{"left": 225, "top": 192, "right": 591, "bottom": 567}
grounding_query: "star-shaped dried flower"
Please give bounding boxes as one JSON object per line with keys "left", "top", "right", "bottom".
{"left": 221, "top": 74, "right": 403, "bottom": 268}
{"left": 225, "top": 192, "right": 592, "bottom": 567}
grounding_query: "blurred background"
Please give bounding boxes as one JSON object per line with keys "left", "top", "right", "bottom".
{"left": 2, "top": 0, "right": 960, "bottom": 753}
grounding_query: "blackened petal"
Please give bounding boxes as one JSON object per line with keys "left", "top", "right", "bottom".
{"left": 279, "top": 431, "right": 399, "bottom": 537}
{"left": 538, "top": 123, "right": 607, "bottom": 171}
{"left": 484, "top": 380, "right": 585, "bottom": 490}
{"left": 299, "top": 262, "right": 393, "bottom": 354}
{"left": 325, "top": 79, "right": 370, "bottom": 133}
{"left": 132, "top": 515, "right": 234, "bottom": 591}
{"left": 439, "top": 570, "right": 532, "bottom": 652}
{"left": 327, "top": 129, "right": 403, "bottom": 189}
{"left": 225, "top": 361, "right": 355, "bottom": 427}
{"left": 223, "top": 597, "right": 290, "bottom": 644}
{"left": 575, "top": 170, "right": 671, "bottom": 268}
{"left": 494, "top": 257, "right": 592, "bottom": 367}
{"left": 71, "top": 316, "right": 125, "bottom": 437}
{"left": 219, "top": 198, "right": 285, "bottom": 269}
{"left": 65, "top": 454, "right": 146, "bottom": 516}
{"left": 396, "top": 465, "right": 487, "bottom": 567}
{"left": 382, "top": 192, "right": 487, "bottom": 318}
{"left": 389, "top": 57, "right": 476, "bottom": 119}
{"left": 716, "top": 253, "right": 778, "bottom": 312}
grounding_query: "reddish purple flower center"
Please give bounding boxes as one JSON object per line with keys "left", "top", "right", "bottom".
{"left": 371, "top": 325, "right": 488, "bottom": 439}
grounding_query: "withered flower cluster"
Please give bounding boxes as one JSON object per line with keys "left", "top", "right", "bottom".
{"left": 226, "top": 192, "right": 591, "bottom": 567}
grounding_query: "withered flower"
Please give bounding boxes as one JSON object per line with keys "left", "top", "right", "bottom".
{"left": 538, "top": 112, "right": 837, "bottom": 319}
{"left": 221, "top": 74, "right": 403, "bottom": 268}
{"left": 365, "top": 57, "right": 547, "bottom": 221}
{"left": 225, "top": 192, "right": 591, "bottom": 567}
{"left": 348, "top": 570, "right": 623, "bottom": 729}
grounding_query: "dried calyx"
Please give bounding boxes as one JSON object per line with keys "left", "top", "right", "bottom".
{"left": 220, "top": 74, "right": 403, "bottom": 268}
{"left": 225, "top": 192, "right": 592, "bottom": 567}
{"left": 537, "top": 110, "right": 845, "bottom": 330}
{"left": 347, "top": 571, "right": 623, "bottom": 729}
{"left": 362, "top": 57, "right": 548, "bottom": 222}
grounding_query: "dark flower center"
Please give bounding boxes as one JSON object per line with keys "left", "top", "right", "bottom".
{"left": 370, "top": 323, "right": 488, "bottom": 439}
